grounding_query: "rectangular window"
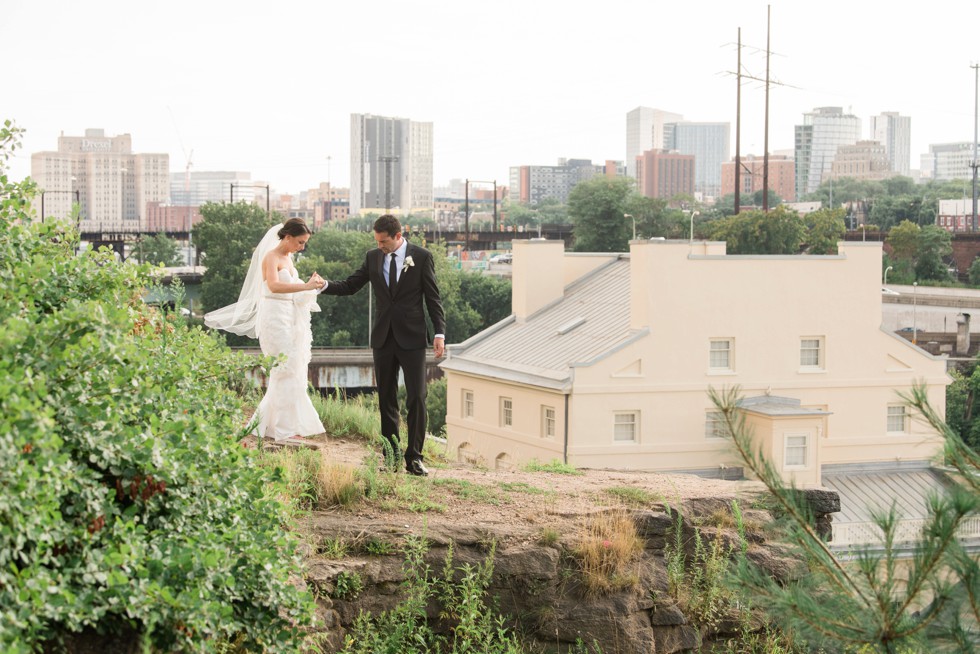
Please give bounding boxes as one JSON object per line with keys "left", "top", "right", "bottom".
{"left": 705, "top": 411, "right": 728, "bottom": 439}
{"left": 614, "top": 412, "right": 638, "bottom": 442}
{"left": 500, "top": 397, "right": 513, "bottom": 428}
{"left": 709, "top": 339, "right": 733, "bottom": 370}
{"left": 542, "top": 406, "right": 556, "bottom": 438}
{"left": 784, "top": 433, "right": 809, "bottom": 468}
{"left": 887, "top": 405, "right": 909, "bottom": 433}
{"left": 462, "top": 390, "right": 474, "bottom": 419}
{"left": 800, "top": 337, "right": 824, "bottom": 369}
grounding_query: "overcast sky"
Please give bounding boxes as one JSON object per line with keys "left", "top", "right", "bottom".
{"left": 4, "top": 0, "right": 979, "bottom": 194}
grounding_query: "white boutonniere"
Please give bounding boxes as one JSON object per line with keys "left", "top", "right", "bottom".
{"left": 402, "top": 256, "right": 415, "bottom": 273}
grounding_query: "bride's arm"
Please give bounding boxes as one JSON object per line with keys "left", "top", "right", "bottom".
{"left": 262, "top": 252, "right": 321, "bottom": 293}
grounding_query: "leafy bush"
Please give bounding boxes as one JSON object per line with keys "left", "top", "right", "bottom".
{"left": 0, "top": 124, "right": 312, "bottom": 652}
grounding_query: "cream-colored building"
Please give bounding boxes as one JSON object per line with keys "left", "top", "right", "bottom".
{"left": 31, "top": 128, "right": 170, "bottom": 233}
{"left": 441, "top": 238, "right": 950, "bottom": 488}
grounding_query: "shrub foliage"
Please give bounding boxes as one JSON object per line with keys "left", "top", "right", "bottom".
{"left": 0, "top": 122, "right": 312, "bottom": 652}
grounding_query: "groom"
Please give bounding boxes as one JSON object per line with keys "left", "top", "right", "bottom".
{"left": 321, "top": 215, "right": 446, "bottom": 476}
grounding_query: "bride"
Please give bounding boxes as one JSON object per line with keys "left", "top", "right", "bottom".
{"left": 204, "top": 218, "right": 326, "bottom": 445}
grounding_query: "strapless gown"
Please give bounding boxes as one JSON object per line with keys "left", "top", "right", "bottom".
{"left": 254, "top": 268, "right": 326, "bottom": 441}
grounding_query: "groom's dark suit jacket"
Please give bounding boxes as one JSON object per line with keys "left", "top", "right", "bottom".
{"left": 323, "top": 242, "right": 446, "bottom": 350}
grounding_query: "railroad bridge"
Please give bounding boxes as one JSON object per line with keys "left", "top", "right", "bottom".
{"left": 233, "top": 347, "right": 444, "bottom": 394}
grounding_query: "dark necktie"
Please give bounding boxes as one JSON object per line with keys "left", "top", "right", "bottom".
{"left": 388, "top": 253, "right": 397, "bottom": 294}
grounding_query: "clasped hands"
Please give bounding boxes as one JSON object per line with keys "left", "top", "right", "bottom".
{"left": 307, "top": 272, "right": 326, "bottom": 291}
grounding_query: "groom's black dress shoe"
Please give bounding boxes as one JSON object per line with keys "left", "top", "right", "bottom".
{"left": 406, "top": 460, "right": 429, "bottom": 477}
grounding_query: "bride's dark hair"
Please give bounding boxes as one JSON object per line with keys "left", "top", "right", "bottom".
{"left": 278, "top": 218, "right": 313, "bottom": 240}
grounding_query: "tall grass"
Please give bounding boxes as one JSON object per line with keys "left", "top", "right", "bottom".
{"left": 311, "top": 390, "right": 380, "bottom": 441}
{"left": 571, "top": 510, "right": 644, "bottom": 596}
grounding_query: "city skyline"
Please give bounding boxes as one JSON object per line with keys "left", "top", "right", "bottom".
{"left": 4, "top": 0, "right": 979, "bottom": 196}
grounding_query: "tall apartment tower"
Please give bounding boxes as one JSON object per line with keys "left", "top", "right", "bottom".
{"left": 30, "top": 128, "right": 169, "bottom": 232}
{"left": 794, "top": 107, "right": 862, "bottom": 198}
{"left": 625, "top": 107, "right": 683, "bottom": 178}
{"left": 350, "top": 113, "right": 433, "bottom": 216}
{"left": 869, "top": 112, "right": 911, "bottom": 177}
{"left": 665, "top": 122, "right": 730, "bottom": 198}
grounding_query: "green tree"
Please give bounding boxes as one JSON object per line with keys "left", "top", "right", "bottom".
{"left": 713, "top": 385, "right": 980, "bottom": 653}
{"left": 458, "top": 272, "right": 512, "bottom": 332}
{"left": 0, "top": 124, "right": 312, "bottom": 652}
{"left": 536, "top": 197, "right": 571, "bottom": 226}
{"left": 568, "top": 176, "right": 634, "bottom": 252}
{"left": 870, "top": 194, "right": 936, "bottom": 230}
{"left": 969, "top": 256, "right": 980, "bottom": 287}
{"left": 300, "top": 228, "right": 376, "bottom": 346}
{"left": 705, "top": 206, "right": 805, "bottom": 255}
{"left": 803, "top": 207, "right": 847, "bottom": 255}
{"left": 886, "top": 220, "right": 921, "bottom": 261}
{"left": 624, "top": 195, "right": 678, "bottom": 239}
{"left": 915, "top": 225, "right": 953, "bottom": 282}
{"left": 133, "top": 233, "right": 184, "bottom": 266}
{"left": 193, "top": 201, "right": 277, "bottom": 315}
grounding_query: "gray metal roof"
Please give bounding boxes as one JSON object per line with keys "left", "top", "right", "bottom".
{"left": 823, "top": 469, "right": 950, "bottom": 523}
{"left": 739, "top": 395, "right": 833, "bottom": 417}
{"left": 442, "top": 257, "right": 639, "bottom": 387}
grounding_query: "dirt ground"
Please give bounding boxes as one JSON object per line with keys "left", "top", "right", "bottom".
{"left": 282, "top": 434, "right": 767, "bottom": 539}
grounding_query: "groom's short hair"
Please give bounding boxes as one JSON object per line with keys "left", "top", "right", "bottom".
{"left": 374, "top": 214, "right": 401, "bottom": 238}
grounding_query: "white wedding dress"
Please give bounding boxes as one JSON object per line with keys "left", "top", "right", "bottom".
{"left": 254, "top": 267, "right": 326, "bottom": 441}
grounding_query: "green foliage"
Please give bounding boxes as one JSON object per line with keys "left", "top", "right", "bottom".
{"left": 568, "top": 176, "right": 635, "bottom": 252}
{"left": 340, "top": 537, "right": 522, "bottom": 654}
{"left": 311, "top": 390, "right": 381, "bottom": 441}
{"left": 968, "top": 257, "right": 980, "bottom": 287}
{"left": 803, "top": 207, "right": 847, "bottom": 254}
{"left": 886, "top": 220, "right": 953, "bottom": 282}
{"left": 332, "top": 571, "right": 364, "bottom": 600}
{"left": 603, "top": 486, "right": 659, "bottom": 507}
{"left": 458, "top": 272, "right": 512, "bottom": 331}
{"left": 301, "top": 228, "right": 375, "bottom": 346}
{"left": 522, "top": 459, "right": 583, "bottom": 475}
{"left": 944, "top": 362, "right": 980, "bottom": 458}
{"left": 710, "top": 384, "right": 980, "bottom": 652}
{"left": 0, "top": 129, "right": 312, "bottom": 652}
{"left": 426, "top": 376, "right": 448, "bottom": 436}
{"left": 132, "top": 233, "right": 185, "bottom": 267}
{"left": 704, "top": 206, "right": 806, "bottom": 254}
{"left": 193, "top": 201, "right": 278, "bottom": 317}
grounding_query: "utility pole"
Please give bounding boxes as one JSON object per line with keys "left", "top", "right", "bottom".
{"left": 972, "top": 63, "right": 979, "bottom": 232}
{"left": 763, "top": 4, "right": 771, "bottom": 212}
{"left": 734, "top": 27, "right": 742, "bottom": 215}
{"left": 729, "top": 7, "right": 786, "bottom": 215}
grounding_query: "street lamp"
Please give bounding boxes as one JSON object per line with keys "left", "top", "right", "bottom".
{"left": 883, "top": 266, "right": 893, "bottom": 285}
{"left": 624, "top": 213, "right": 635, "bottom": 240}
{"left": 40, "top": 189, "right": 80, "bottom": 223}
{"left": 230, "top": 183, "right": 271, "bottom": 216}
{"left": 688, "top": 210, "right": 700, "bottom": 244}
{"left": 860, "top": 223, "right": 867, "bottom": 242}
{"left": 912, "top": 281, "right": 918, "bottom": 345}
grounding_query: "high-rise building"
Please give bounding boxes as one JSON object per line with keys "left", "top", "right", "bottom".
{"left": 625, "top": 107, "right": 682, "bottom": 178}
{"left": 794, "top": 107, "right": 862, "bottom": 198}
{"left": 827, "top": 141, "right": 892, "bottom": 183}
{"left": 350, "top": 113, "right": 433, "bottom": 216}
{"left": 30, "top": 128, "right": 169, "bottom": 232}
{"left": 635, "top": 150, "right": 695, "bottom": 200}
{"left": 925, "top": 142, "right": 975, "bottom": 181}
{"left": 508, "top": 159, "right": 604, "bottom": 205}
{"left": 170, "top": 170, "right": 254, "bottom": 206}
{"left": 665, "top": 122, "right": 730, "bottom": 198}
{"left": 869, "top": 112, "right": 911, "bottom": 176}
